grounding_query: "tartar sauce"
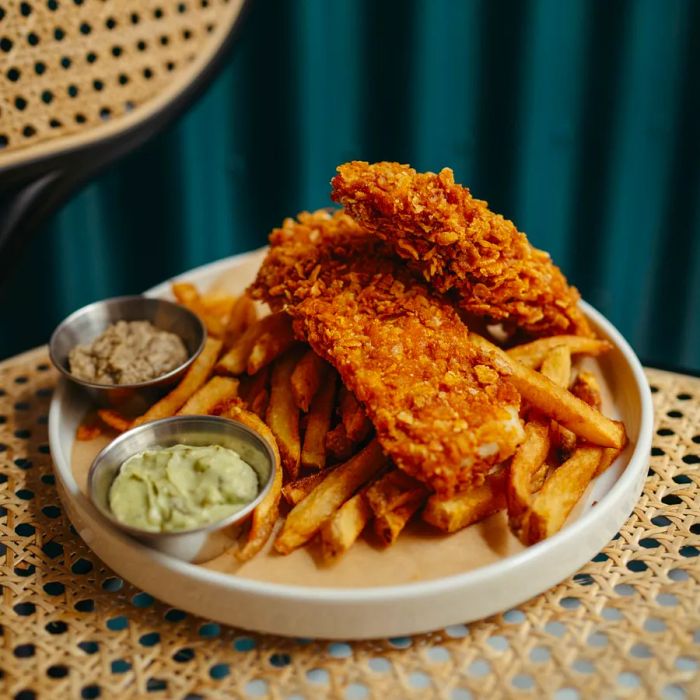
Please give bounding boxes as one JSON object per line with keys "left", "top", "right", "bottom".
{"left": 108, "top": 444, "right": 259, "bottom": 532}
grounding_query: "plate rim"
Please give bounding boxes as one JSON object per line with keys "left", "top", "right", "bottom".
{"left": 48, "top": 249, "right": 654, "bottom": 604}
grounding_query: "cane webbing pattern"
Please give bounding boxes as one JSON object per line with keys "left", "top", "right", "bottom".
{"left": 0, "top": 0, "right": 237, "bottom": 163}
{"left": 0, "top": 349, "right": 698, "bottom": 699}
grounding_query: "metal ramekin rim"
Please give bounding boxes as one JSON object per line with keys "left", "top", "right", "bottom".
{"left": 86, "top": 415, "right": 277, "bottom": 539}
{"left": 48, "top": 294, "right": 207, "bottom": 390}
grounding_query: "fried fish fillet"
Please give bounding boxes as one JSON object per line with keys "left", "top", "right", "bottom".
{"left": 331, "top": 161, "right": 592, "bottom": 338}
{"left": 250, "top": 209, "right": 524, "bottom": 495}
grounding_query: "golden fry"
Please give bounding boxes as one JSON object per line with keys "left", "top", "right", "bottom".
{"left": 243, "top": 365, "right": 271, "bottom": 419}
{"left": 291, "top": 350, "right": 327, "bottom": 412}
{"left": 339, "top": 386, "right": 372, "bottom": 442}
{"left": 282, "top": 470, "right": 335, "bottom": 506}
{"left": 97, "top": 409, "right": 132, "bottom": 433}
{"left": 471, "top": 333, "right": 625, "bottom": 449}
{"left": 506, "top": 419, "right": 550, "bottom": 535}
{"left": 275, "top": 439, "right": 387, "bottom": 554}
{"left": 540, "top": 345, "right": 572, "bottom": 388}
{"left": 507, "top": 336, "right": 612, "bottom": 369}
{"left": 76, "top": 421, "right": 103, "bottom": 441}
{"left": 171, "top": 281, "right": 199, "bottom": 306}
{"left": 247, "top": 317, "right": 296, "bottom": 375}
{"left": 217, "top": 312, "right": 289, "bottom": 376}
{"left": 540, "top": 345, "right": 575, "bottom": 459}
{"left": 133, "top": 337, "right": 222, "bottom": 427}
{"left": 240, "top": 364, "right": 269, "bottom": 399}
{"left": 530, "top": 455, "right": 552, "bottom": 492}
{"left": 199, "top": 290, "right": 237, "bottom": 319}
{"left": 266, "top": 347, "right": 305, "bottom": 479}
{"left": 366, "top": 469, "right": 425, "bottom": 517}
{"left": 177, "top": 376, "right": 239, "bottom": 415}
{"left": 571, "top": 370, "right": 603, "bottom": 411}
{"left": 320, "top": 491, "right": 371, "bottom": 561}
{"left": 551, "top": 421, "right": 578, "bottom": 463}
{"left": 423, "top": 470, "right": 507, "bottom": 534}
{"left": 325, "top": 423, "right": 355, "bottom": 462}
{"left": 597, "top": 446, "right": 623, "bottom": 476}
{"left": 224, "top": 294, "right": 258, "bottom": 348}
{"left": 519, "top": 446, "right": 602, "bottom": 545}
{"left": 172, "top": 281, "right": 225, "bottom": 337}
{"left": 224, "top": 400, "right": 283, "bottom": 561}
{"left": 301, "top": 370, "right": 337, "bottom": 470}
{"left": 374, "top": 490, "right": 425, "bottom": 545}
{"left": 568, "top": 370, "right": 622, "bottom": 475}
{"left": 250, "top": 388, "right": 269, "bottom": 419}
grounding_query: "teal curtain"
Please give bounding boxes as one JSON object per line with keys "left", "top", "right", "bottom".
{"left": 2, "top": 0, "right": 699, "bottom": 372}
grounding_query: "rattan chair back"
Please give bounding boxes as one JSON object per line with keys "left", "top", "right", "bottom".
{"left": 0, "top": 0, "right": 249, "bottom": 277}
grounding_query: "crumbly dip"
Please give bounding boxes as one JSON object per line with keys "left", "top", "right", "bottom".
{"left": 108, "top": 444, "right": 259, "bottom": 532}
{"left": 68, "top": 320, "right": 188, "bottom": 385}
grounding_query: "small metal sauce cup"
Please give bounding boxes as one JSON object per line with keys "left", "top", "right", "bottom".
{"left": 49, "top": 295, "right": 206, "bottom": 406}
{"left": 87, "top": 416, "right": 277, "bottom": 563}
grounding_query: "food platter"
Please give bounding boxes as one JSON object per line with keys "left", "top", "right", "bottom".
{"left": 49, "top": 247, "right": 653, "bottom": 639}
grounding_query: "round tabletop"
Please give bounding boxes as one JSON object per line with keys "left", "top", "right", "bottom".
{"left": 0, "top": 348, "right": 698, "bottom": 699}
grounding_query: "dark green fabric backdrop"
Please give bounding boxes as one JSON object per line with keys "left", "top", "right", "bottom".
{"left": 2, "top": 0, "right": 699, "bottom": 371}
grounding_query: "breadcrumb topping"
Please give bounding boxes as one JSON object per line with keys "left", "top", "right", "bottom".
{"left": 250, "top": 209, "right": 523, "bottom": 495}
{"left": 331, "top": 161, "right": 592, "bottom": 338}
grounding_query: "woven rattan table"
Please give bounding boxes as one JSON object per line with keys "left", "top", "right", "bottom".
{"left": 1, "top": 348, "right": 698, "bottom": 699}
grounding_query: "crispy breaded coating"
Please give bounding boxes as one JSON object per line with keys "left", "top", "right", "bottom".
{"left": 250, "top": 209, "right": 524, "bottom": 495}
{"left": 331, "top": 161, "right": 592, "bottom": 338}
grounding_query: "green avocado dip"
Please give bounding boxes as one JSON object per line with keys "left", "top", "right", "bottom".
{"left": 108, "top": 444, "right": 259, "bottom": 532}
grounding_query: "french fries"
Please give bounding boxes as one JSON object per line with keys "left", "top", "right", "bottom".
{"left": 374, "top": 491, "right": 425, "bottom": 546}
{"left": 266, "top": 347, "right": 305, "bottom": 480}
{"left": 540, "top": 345, "right": 572, "bottom": 389}
{"left": 569, "top": 370, "right": 623, "bottom": 475}
{"left": 250, "top": 389, "right": 269, "bottom": 419}
{"left": 132, "top": 337, "right": 223, "bottom": 427}
{"left": 216, "top": 312, "right": 291, "bottom": 376}
{"left": 504, "top": 341, "right": 624, "bottom": 544}
{"left": 507, "top": 336, "right": 612, "bottom": 369}
{"left": 423, "top": 470, "right": 507, "bottom": 534}
{"left": 597, "top": 446, "right": 623, "bottom": 476}
{"left": 320, "top": 492, "right": 372, "bottom": 561}
{"left": 508, "top": 353, "right": 623, "bottom": 449}
{"left": 247, "top": 318, "right": 296, "bottom": 375}
{"left": 339, "top": 387, "right": 372, "bottom": 442}
{"left": 551, "top": 421, "right": 578, "bottom": 463}
{"left": 224, "top": 401, "right": 283, "bottom": 562}
{"left": 76, "top": 421, "right": 103, "bottom": 441}
{"left": 291, "top": 350, "right": 327, "bottom": 412}
{"left": 301, "top": 369, "right": 337, "bottom": 470}
{"left": 471, "top": 333, "right": 626, "bottom": 449}
{"left": 199, "top": 290, "right": 237, "bottom": 319}
{"left": 505, "top": 346, "right": 625, "bottom": 544}
{"left": 366, "top": 469, "right": 425, "bottom": 517}
{"left": 177, "top": 376, "right": 239, "bottom": 415}
{"left": 506, "top": 419, "right": 550, "bottom": 535}
{"left": 172, "top": 282, "right": 226, "bottom": 338}
{"left": 325, "top": 423, "right": 355, "bottom": 462}
{"left": 540, "top": 345, "right": 576, "bottom": 459}
{"left": 171, "top": 281, "right": 199, "bottom": 308}
{"left": 275, "top": 439, "right": 387, "bottom": 554}
{"left": 224, "top": 294, "right": 258, "bottom": 348}
{"left": 571, "top": 370, "right": 603, "bottom": 411}
{"left": 282, "top": 469, "right": 334, "bottom": 506}
{"left": 519, "top": 446, "right": 602, "bottom": 545}
{"left": 80, "top": 275, "right": 631, "bottom": 564}
{"left": 245, "top": 365, "right": 271, "bottom": 419}
{"left": 97, "top": 408, "right": 132, "bottom": 433}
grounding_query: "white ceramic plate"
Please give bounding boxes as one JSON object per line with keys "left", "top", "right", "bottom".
{"left": 49, "top": 248, "right": 653, "bottom": 640}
